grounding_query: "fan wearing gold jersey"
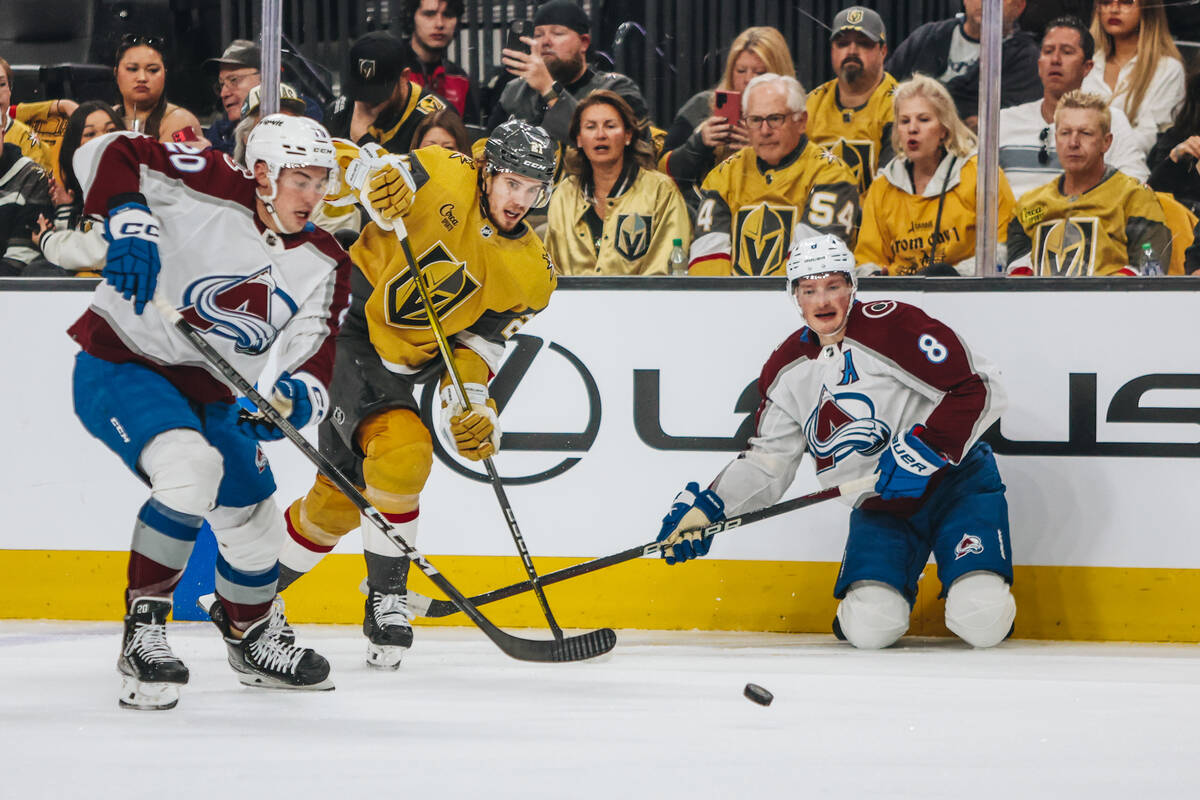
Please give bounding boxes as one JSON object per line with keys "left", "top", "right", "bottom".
{"left": 690, "top": 73, "right": 860, "bottom": 276}
{"left": 277, "top": 120, "right": 558, "bottom": 668}
{"left": 805, "top": 6, "right": 897, "bottom": 194}
{"left": 1007, "top": 91, "right": 1170, "bottom": 277}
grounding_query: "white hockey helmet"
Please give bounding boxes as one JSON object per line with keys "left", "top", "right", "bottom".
{"left": 785, "top": 234, "right": 858, "bottom": 290}
{"left": 245, "top": 114, "right": 339, "bottom": 204}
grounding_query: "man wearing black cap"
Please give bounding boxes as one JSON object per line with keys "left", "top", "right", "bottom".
{"left": 398, "top": 0, "right": 482, "bottom": 124}
{"left": 806, "top": 7, "right": 898, "bottom": 194}
{"left": 887, "top": 0, "right": 1040, "bottom": 122}
{"left": 325, "top": 31, "right": 447, "bottom": 154}
{"left": 489, "top": 0, "right": 647, "bottom": 145}
{"left": 204, "top": 40, "right": 262, "bottom": 155}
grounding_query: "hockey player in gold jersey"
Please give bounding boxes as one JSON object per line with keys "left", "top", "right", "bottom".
{"left": 277, "top": 120, "right": 558, "bottom": 667}
{"left": 805, "top": 6, "right": 897, "bottom": 194}
{"left": 690, "top": 73, "right": 860, "bottom": 276}
{"left": 1007, "top": 91, "right": 1170, "bottom": 276}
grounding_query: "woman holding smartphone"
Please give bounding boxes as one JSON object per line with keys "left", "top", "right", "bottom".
{"left": 547, "top": 90, "right": 690, "bottom": 275}
{"left": 658, "top": 27, "right": 795, "bottom": 212}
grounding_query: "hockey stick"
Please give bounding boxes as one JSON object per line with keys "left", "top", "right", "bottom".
{"left": 405, "top": 474, "right": 879, "bottom": 618}
{"left": 350, "top": 155, "right": 567, "bottom": 642}
{"left": 151, "top": 296, "right": 615, "bottom": 663}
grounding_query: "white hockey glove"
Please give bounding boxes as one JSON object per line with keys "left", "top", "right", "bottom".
{"left": 439, "top": 382, "right": 500, "bottom": 461}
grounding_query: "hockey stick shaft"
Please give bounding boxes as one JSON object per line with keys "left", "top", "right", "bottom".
{"left": 151, "top": 296, "right": 613, "bottom": 663}
{"left": 387, "top": 209, "right": 565, "bottom": 642}
{"left": 407, "top": 474, "right": 878, "bottom": 618}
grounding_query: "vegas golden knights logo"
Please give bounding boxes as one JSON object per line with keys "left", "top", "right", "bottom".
{"left": 734, "top": 203, "right": 796, "bottom": 276}
{"left": 833, "top": 139, "right": 875, "bottom": 192}
{"left": 384, "top": 241, "right": 480, "bottom": 327}
{"left": 1033, "top": 217, "right": 1098, "bottom": 276}
{"left": 614, "top": 214, "right": 652, "bottom": 261}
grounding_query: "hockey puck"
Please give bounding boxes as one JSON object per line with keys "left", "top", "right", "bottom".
{"left": 743, "top": 683, "right": 773, "bottom": 706}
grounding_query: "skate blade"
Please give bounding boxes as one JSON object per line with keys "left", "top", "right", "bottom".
{"left": 366, "top": 643, "right": 407, "bottom": 669}
{"left": 234, "top": 672, "right": 335, "bottom": 691}
{"left": 119, "top": 675, "right": 180, "bottom": 710}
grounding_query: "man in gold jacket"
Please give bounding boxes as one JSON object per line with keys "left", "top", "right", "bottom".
{"left": 689, "top": 73, "right": 860, "bottom": 276}
{"left": 277, "top": 120, "right": 558, "bottom": 668}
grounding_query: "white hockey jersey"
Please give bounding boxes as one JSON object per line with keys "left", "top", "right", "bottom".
{"left": 711, "top": 299, "right": 1006, "bottom": 516}
{"left": 68, "top": 132, "right": 352, "bottom": 403}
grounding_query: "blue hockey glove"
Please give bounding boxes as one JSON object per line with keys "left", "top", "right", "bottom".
{"left": 874, "top": 425, "right": 948, "bottom": 500}
{"left": 656, "top": 482, "right": 725, "bottom": 565}
{"left": 103, "top": 202, "right": 162, "bottom": 314}
{"left": 237, "top": 372, "right": 325, "bottom": 441}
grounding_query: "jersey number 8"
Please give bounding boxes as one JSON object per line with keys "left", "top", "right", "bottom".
{"left": 918, "top": 333, "right": 948, "bottom": 363}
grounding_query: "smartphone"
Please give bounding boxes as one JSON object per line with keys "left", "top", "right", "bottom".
{"left": 714, "top": 90, "right": 741, "bottom": 126}
{"left": 506, "top": 20, "right": 533, "bottom": 54}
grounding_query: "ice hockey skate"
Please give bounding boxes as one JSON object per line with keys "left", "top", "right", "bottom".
{"left": 210, "top": 596, "right": 333, "bottom": 690}
{"left": 363, "top": 585, "right": 414, "bottom": 669}
{"left": 117, "top": 596, "right": 189, "bottom": 711}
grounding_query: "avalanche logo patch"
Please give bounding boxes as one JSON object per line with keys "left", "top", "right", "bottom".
{"left": 955, "top": 533, "right": 985, "bottom": 560}
{"left": 804, "top": 386, "right": 891, "bottom": 472}
{"left": 179, "top": 267, "right": 296, "bottom": 354}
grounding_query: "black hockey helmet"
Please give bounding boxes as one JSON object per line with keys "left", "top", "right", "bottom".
{"left": 484, "top": 119, "right": 557, "bottom": 184}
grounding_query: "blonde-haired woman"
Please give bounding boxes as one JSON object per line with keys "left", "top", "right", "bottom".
{"left": 855, "top": 74, "right": 1015, "bottom": 276}
{"left": 659, "top": 26, "right": 795, "bottom": 206}
{"left": 1083, "top": 0, "right": 1185, "bottom": 156}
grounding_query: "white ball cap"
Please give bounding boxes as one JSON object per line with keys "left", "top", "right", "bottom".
{"left": 785, "top": 234, "right": 857, "bottom": 290}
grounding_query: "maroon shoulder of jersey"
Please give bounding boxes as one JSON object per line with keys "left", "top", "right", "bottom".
{"left": 752, "top": 326, "right": 822, "bottom": 429}
{"left": 285, "top": 226, "right": 353, "bottom": 391}
{"left": 844, "top": 299, "right": 989, "bottom": 462}
{"left": 83, "top": 134, "right": 256, "bottom": 217}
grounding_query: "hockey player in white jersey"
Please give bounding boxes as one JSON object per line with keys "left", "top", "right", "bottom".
{"left": 656, "top": 234, "right": 1016, "bottom": 649}
{"left": 67, "top": 115, "right": 352, "bottom": 708}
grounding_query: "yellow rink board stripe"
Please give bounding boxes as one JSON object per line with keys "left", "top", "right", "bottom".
{"left": 2, "top": 550, "right": 1199, "bottom": 642}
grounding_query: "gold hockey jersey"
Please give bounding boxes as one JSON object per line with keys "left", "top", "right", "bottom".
{"left": 805, "top": 73, "right": 898, "bottom": 194}
{"left": 12, "top": 101, "right": 67, "bottom": 182}
{"left": 545, "top": 165, "right": 691, "bottom": 275}
{"left": 1006, "top": 168, "right": 1171, "bottom": 276}
{"left": 2, "top": 114, "right": 53, "bottom": 178}
{"left": 350, "top": 145, "right": 556, "bottom": 373}
{"left": 855, "top": 153, "right": 1015, "bottom": 275}
{"left": 690, "top": 138, "right": 860, "bottom": 276}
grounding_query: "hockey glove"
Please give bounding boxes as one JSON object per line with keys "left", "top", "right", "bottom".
{"left": 656, "top": 482, "right": 725, "bottom": 565}
{"left": 103, "top": 202, "right": 162, "bottom": 314}
{"left": 364, "top": 159, "right": 415, "bottom": 223}
{"left": 874, "top": 424, "right": 948, "bottom": 500}
{"left": 439, "top": 382, "right": 500, "bottom": 461}
{"left": 237, "top": 372, "right": 328, "bottom": 441}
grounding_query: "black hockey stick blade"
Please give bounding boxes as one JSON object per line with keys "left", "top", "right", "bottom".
{"left": 152, "top": 297, "right": 614, "bottom": 663}
{"left": 409, "top": 474, "right": 878, "bottom": 618}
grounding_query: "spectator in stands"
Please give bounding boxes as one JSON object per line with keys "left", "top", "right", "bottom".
{"left": 0, "top": 139, "right": 52, "bottom": 276}
{"left": 203, "top": 40, "right": 262, "bottom": 155}
{"left": 36, "top": 102, "right": 125, "bottom": 275}
{"left": 856, "top": 75, "right": 1015, "bottom": 276}
{"left": 999, "top": 16, "right": 1148, "bottom": 200}
{"left": 658, "top": 26, "right": 794, "bottom": 211}
{"left": 412, "top": 107, "right": 472, "bottom": 153}
{"left": 887, "top": 0, "right": 1041, "bottom": 121}
{"left": 1148, "top": 69, "right": 1200, "bottom": 212}
{"left": 546, "top": 90, "right": 689, "bottom": 275}
{"left": 399, "top": 0, "right": 481, "bottom": 124}
{"left": 689, "top": 73, "right": 860, "bottom": 276}
{"left": 112, "top": 35, "right": 207, "bottom": 145}
{"left": 0, "top": 58, "right": 58, "bottom": 177}
{"left": 1084, "top": 0, "right": 1186, "bottom": 157}
{"left": 1007, "top": 90, "right": 1170, "bottom": 276}
{"left": 806, "top": 7, "right": 897, "bottom": 194}
{"left": 325, "top": 31, "right": 447, "bottom": 153}
{"left": 491, "top": 0, "right": 648, "bottom": 146}
{"left": 1021, "top": 1, "right": 1096, "bottom": 40}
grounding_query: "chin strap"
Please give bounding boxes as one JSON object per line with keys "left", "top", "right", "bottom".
{"left": 256, "top": 174, "right": 293, "bottom": 234}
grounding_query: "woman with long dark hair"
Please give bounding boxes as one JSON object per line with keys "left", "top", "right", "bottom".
{"left": 112, "top": 34, "right": 206, "bottom": 144}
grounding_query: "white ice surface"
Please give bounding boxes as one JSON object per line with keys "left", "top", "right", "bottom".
{"left": 2, "top": 622, "right": 1198, "bottom": 799}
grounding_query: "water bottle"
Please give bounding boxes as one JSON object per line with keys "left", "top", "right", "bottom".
{"left": 669, "top": 238, "right": 687, "bottom": 276}
{"left": 1139, "top": 242, "right": 1163, "bottom": 276}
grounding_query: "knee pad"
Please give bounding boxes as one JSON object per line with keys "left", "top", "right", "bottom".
{"left": 138, "top": 428, "right": 223, "bottom": 517}
{"left": 359, "top": 409, "right": 433, "bottom": 498}
{"left": 945, "top": 571, "right": 1016, "bottom": 648}
{"left": 292, "top": 473, "right": 360, "bottom": 547}
{"left": 836, "top": 581, "right": 911, "bottom": 650}
{"left": 208, "top": 498, "right": 285, "bottom": 574}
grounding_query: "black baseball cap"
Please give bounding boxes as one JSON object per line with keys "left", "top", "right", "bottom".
{"left": 533, "top": 0, "right": 590, "bottom": 35}
{"left": 343, "top": 32, "right": 408, "bottom": 105}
